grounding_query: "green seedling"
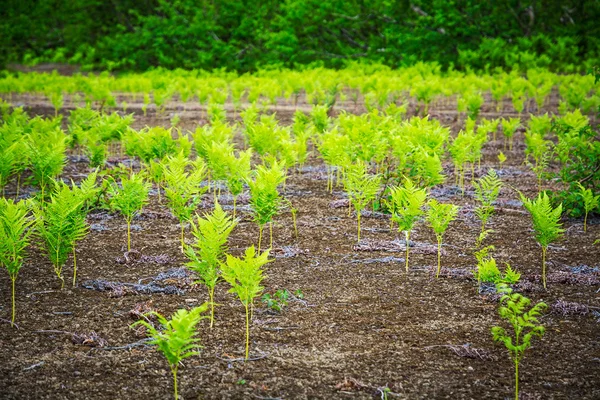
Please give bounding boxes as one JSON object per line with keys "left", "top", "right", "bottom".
{"left": 520, "top": 192, "right": 564, "bottom": 289}
{"left": 426, "top": 200, "right": 459, "bottom": 278}
{"left": 261, "top": 289, "right": 290, "bottom": 312}
{"left": 473, "top": 169, "right": 502, "bottom": 245}
{"left": 492, "top": 289, "right": 547, "bottom": 400}
{"left": 35, "top": 184, "right": 87, "bottom": 289}
{"left": 247, "top": 162, "right": 286, "bottom": 251}
{"left": 28, "top": 131, "right": 67, "bottom": 201}
{"left": 131, "top": 304, "right": 209, "bottom": 400}
{"left": 162, "top": 153, "right": 207, "bottom": 250}
{"left": 221, "top": 246, "right": 271, "bottom": 360}
{"left": 108, "top": 173, "right": 151, "bottom": 251}
{"left": 498, "top": 152, "right": 507, "bottom": 165}
{"left": 390, "top": 178, "right": 427, "bottom": 272}
{"left": 501, "top": 117, "right": 521, "bottom": 151}
{"left": 343, "top": 161, "right": 381, "bottom": 242}
{"left": 185, "top": 201, "right": 237, "bottom": 327}
{"left": 0, "top": 199, "right": 33, "bottom": 326}
{"left": 577, "top": 183, "right": 599, "bottom": 232}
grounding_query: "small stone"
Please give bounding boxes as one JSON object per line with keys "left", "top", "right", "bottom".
{"left": 467, "top": 366, "right": 474, "bottom": 371}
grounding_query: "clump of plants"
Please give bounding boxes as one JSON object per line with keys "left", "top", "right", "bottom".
{"left": 0, "top": 199, "right": 33, "bottom": 326}
{"left": 390, "top": 178, "right": 427, "bottom": 272}
{"left": 35, "top": 184, "right": 88, "bottom": 289}
{"left": 501, "top": 117, "right": 521, "bottom": 151}
{"left": 185, "top": 201, "right": 237, "bottom": 327}
{"left": 343, "top": 161, "right": 381, "bottom": 242}
{"left": 520, "top": 192, "right": 564, "bottom": 289}
{"left": 492, "top": 287, "right": 547, "bottom": 400}
{"left": 426, "top": 200, "right": 459, "bottom": 278}
{"left": 221, "top": 246, "right": 271, "bottom": 360}
{"left": 108, "top": 173, "right": 151, "bottom": 251}
{"left": 131, "top": 304, "right": 209, "bottom": 400}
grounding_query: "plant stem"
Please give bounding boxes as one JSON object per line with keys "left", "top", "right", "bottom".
{"left": 244, "top": 302, "right": 250, "bottom": 360}
{"left": 11, "top": 276, "right": 16, "bottom": 326}
{"left": 357, "top": 211, "right": 361, "bottom": 243}
{"left": 72, "top": 247, "right": 77, "bottom": 287}
{"left": 172, "top": 365, "right": 178, "bottom": 400}
{"left": 542, "top": 246, "right": 547, "bottom": 290}
{"left": 233, "top": 196, "right": 237, "bottom": 219}
{"left": 127, "top": 219, "right": 131, "bottom": 251}
{"left": 258, "top": 225, "right": 263, "bottom": 253}
{"left": 514, "top": 359, "right": 519, "bottom": 400}
{"left": 292, "top": 210, "right": 298, "bottom": 239}
{"left": 209, "top": 286, "right": 215, "bottom": 328}
{"left": 405, "top": 231, "right": 410, "bottom": 273}
{"left": 436, "top": 236, "right": 442, "bottom": 278}
{"left": 584, "top": 212, "right": 588, "bottom": 232}
{"left": 180, "top": 224, "right": 185, "bottom": 254}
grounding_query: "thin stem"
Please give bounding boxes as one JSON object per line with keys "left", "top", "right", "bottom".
{"left": 180, "top": 224, "right": 185, "bottom": 254}
{"left": 11, "top": 276, "right": 16, "bottom": 326}
{"left": 514, "top": 359, "right": 519, "bottom": 400}
{"left": 244, "top": 302, "right": 250, "bottom": 360}
{"left": 542, "top": 246, "right": 547, "bottom": 290}
{"left": 405, "top": 231, "right": 410, "bottom": 273}
{"left": 357, "top": 211, "right": 361, "bottom": 243}
{"left": 127, "top": 219, "right": 131, "bottom": 251}
{"left": 172, "top": 365, "right": 178, "bottom": 400}
{"left": 258, "top": 225, "right": 263, "bottom": 253}
{"left": 72, "top": 247, "right": 77, "bottom": 287}
{"left": 209, "top": 286, "right": 215, "bottom": 329}
{"left": 584, "top": 212, "right": 588, "bottom": 232}
{"left": 233, "top": 196, "right": 237, "bottom": 219}
{"left": 436, "top": 236, "right": 442, "bottom": 279}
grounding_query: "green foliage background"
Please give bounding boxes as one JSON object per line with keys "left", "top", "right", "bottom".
{"left": 2, "top": 0, "right": 599, "bottom": 72}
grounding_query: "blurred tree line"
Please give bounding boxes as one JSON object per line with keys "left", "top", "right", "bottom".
{"left": 1, "top": 0, "right": 599, "bottom": 71}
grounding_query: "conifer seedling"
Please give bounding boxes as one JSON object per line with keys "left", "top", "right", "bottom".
{"left": 108, "top": 173, "right": 151, "bottom": 251}
{"left": 343, "top": 161, "right": 381, "bottom": 242}
{"left": 221, "top": 246, "right": 271, "bottom": 360}
{"left": 185, "top": 201, "right": 237, "bottom": 327}
{"left": 426, "top": 200, "right": 459, "bottom": 278}
{"left": 520, "top": 192, "right": 564, "bottom": 289}
{"left": 492, "top": 288, "right": 547, "bottom": 400}
{"left": 390, "top": 178, "right": 427, "bottom": 272}
{"left": 131, "top": 304, "right": 209, "bottom": 400}
{"left": 0, "top": 199, "right": 33, "bottom": 326}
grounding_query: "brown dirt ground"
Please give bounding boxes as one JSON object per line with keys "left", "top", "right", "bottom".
{"left": 0, "top": 94, "right": 599, "bottom": 400}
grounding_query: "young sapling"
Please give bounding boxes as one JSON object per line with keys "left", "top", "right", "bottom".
{"left": 520, "top": 192, "right": 564, "bottom": 289}
{"left": 492, "top": 288, "right": 547, "bottom": 400}
{"left": 343, "top": 161, "right": 381, "bottom": 242}
{"left": 0, "top": 199, "right": 33, "bottom": 326}
{"left": 108, "top": 173, "right": 151, "bottom": 251}
{"left": 162, "top": 153, "right": 207, "bottom": 251}
{"left": 426, "top": 200, "right": 459, "bottom": 278}
{"left": 473, "top": 169, "right": 502, "bottom": 245}
{"left": 131, "top": 304, "right": 209, "bottom": 400}
{"left": 577, "top": 183, "right": 599, "bottom": 232}
{"left": 390, "top": 178, "right": 427, "bottom": 272}
{"left": 185, "top": 201, "right": 237, "bottom": 327}
{"left": 221, "top": 246, "right": 271, "bottom": 360}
